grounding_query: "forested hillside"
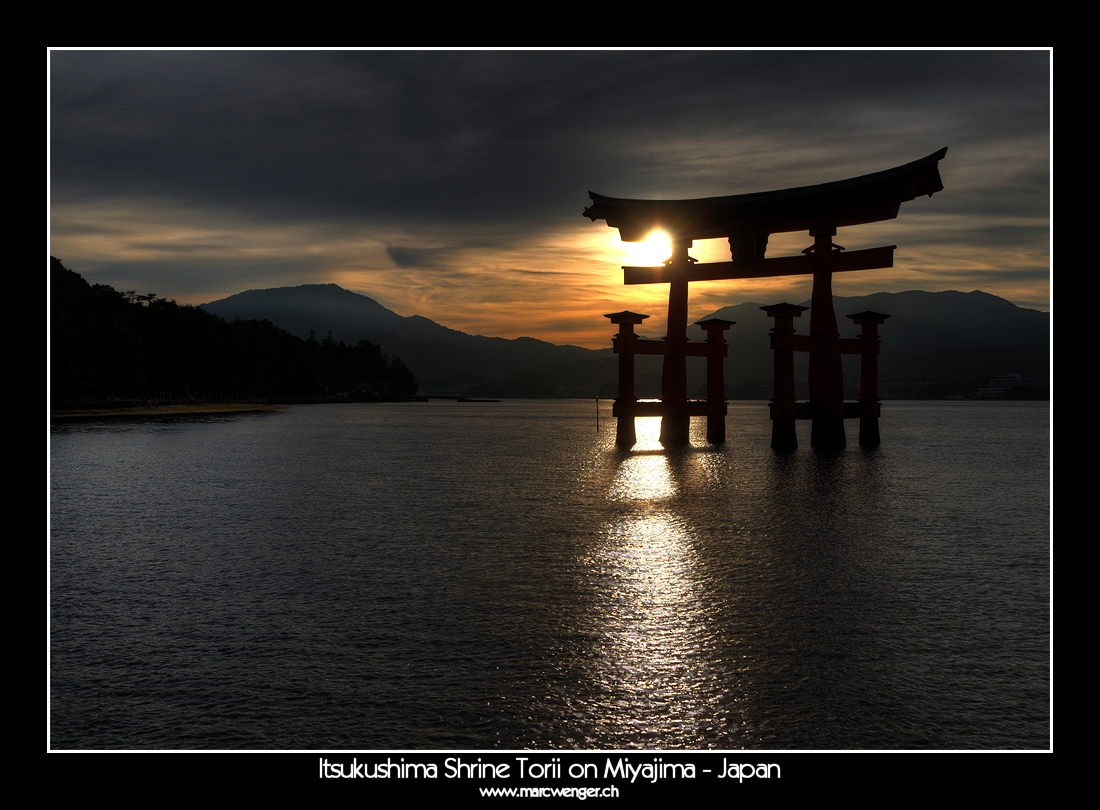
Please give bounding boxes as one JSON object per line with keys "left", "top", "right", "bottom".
{"left": 50, "top": 257, "right": 417, "bottom": 406}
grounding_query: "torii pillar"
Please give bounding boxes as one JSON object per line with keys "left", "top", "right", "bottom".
{"left": 659, "top": 239, "right": 693, "bottom": 447}
{"left": 762, "top": 303, "right": 808, "bottom": 451}
{"left": 847, "top": 310, "right": 890, "bottom": 448}
{"left": 808, "top": 228, "right": 847, "bottom": 450}
{"left": 696, "top": 317, "right": 735, "bottom": 444}
{"left": 605, "top": 310, "right": 649, "bottom": 449}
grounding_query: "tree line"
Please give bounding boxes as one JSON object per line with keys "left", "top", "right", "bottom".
{"left": 51, "top": 257, "right": 418, "bottom": 407}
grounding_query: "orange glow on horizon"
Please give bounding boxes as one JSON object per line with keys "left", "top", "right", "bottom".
{"left": 50, "top": 197, "right": 1050, "bottom": 351}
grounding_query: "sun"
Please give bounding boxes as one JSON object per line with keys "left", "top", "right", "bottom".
{"left": 621, "top": 230, "right": 672, "bottom": 267}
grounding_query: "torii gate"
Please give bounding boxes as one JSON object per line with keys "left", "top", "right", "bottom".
{"left": 585, "top": 148, "right": 947, "bottom": 450}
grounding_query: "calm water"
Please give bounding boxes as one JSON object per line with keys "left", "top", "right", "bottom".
{"left": 50, "top": 400, "right": 1050, "bottom": 749}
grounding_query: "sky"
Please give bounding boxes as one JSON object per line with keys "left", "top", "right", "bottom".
{"left": 49, "top": 49, "right": 1051, "bottom": 348}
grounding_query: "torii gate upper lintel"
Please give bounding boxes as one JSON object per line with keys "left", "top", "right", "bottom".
{"left": 587, "top": 148, "right": 947, "bottom": 450}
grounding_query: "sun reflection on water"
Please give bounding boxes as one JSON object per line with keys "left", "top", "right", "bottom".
{"left": 578, "top": 510, "right": 729, "bottom": 746}
{"left": 632, "top": 414, "right": 663, "bottom": 452}
{"left": 564, "top": 433, "right": 747, "bottom": 747}
{"left": 607, "top": 454, "right": 676, "bottom": 501}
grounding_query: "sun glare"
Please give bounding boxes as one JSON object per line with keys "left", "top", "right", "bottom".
{"left": 622, "top": 230, "right": 672, "bottom": 267}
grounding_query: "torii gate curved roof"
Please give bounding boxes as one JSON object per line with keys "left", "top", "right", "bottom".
{"left": 583, "top": 148, "right": 947, "bottom": 248}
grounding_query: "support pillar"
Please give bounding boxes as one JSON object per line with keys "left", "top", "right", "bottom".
{"left": 762, "top": 303, "right": 808, "bottom": 451}
{"left": 696, "top": 318, "right": 735, "bottom": 444}
{"left": 660, "top": 239, "right": 693, "bottom": 447}
{"left": 605, "top": 311, "right": 649, "bottom": 449}
{"left": 847, "top": 310, "right": 890, "bottom": 448}
{"left": 808, "top": 228, "right": 846, "bottom": 450}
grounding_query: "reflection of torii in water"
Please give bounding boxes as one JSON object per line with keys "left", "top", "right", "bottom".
{"left": 584, "top": 148, "right": 947, "bottom": 451}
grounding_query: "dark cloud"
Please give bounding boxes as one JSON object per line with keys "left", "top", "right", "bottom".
{"left": 51, "top": 50, "right": 1049, "bottom": 230}
{"left": 386, "top": 245, "right": 451, "bottom": 269}
{"left": 49, "top": 50, "right": 1051, "bottom": 331}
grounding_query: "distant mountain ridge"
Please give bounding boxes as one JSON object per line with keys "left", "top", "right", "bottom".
{"left": 202, "top": 285, "right": 1049, "bottom": 398}
{"left": 202, "top": 284, "right": 611, "bottom": 396}
{"left": 692, "top": 290, "right": 1049, "bottom": 390}
{"left": 201, "top": 283, "right": 430, "bottom": 340}
{"left": 698, "top": 290, "right": 1048, "bottom": 352}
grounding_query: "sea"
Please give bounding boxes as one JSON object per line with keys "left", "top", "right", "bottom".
{"left": 49, "top": 400, "right": 1050, "bottom": 750}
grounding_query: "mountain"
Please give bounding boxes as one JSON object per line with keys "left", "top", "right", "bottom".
{"left": 201, "top": 285, "right": 617, "bottom": 396}
{"left": 202, "top": 285, "right": 1049, "bottom": 398}
{"left": 691, "top": 290, "right": 1049, "bottom": 394}
{"left": 696, "top": 290, "right": 1048, "bottom": 353}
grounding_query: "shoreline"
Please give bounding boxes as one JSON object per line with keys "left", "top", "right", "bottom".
{"left": 50, "top": 403, "right": 286, "bottom": 423}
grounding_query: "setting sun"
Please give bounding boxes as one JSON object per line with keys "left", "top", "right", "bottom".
{"left": 622, "top": 230, "right": 672, "bottom": 267}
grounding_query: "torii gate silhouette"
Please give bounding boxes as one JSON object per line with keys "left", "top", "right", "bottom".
{"left": 585, "top": 148, "right": 947, "bottom": 451}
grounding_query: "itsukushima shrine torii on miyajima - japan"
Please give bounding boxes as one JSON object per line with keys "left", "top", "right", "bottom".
{"left": 585, "top": 147, "right": 948, "bottom": 452}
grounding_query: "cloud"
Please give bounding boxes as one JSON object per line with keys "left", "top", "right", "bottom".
{"left": 50, "top": 49, "right": 1050, "bottom": 346}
